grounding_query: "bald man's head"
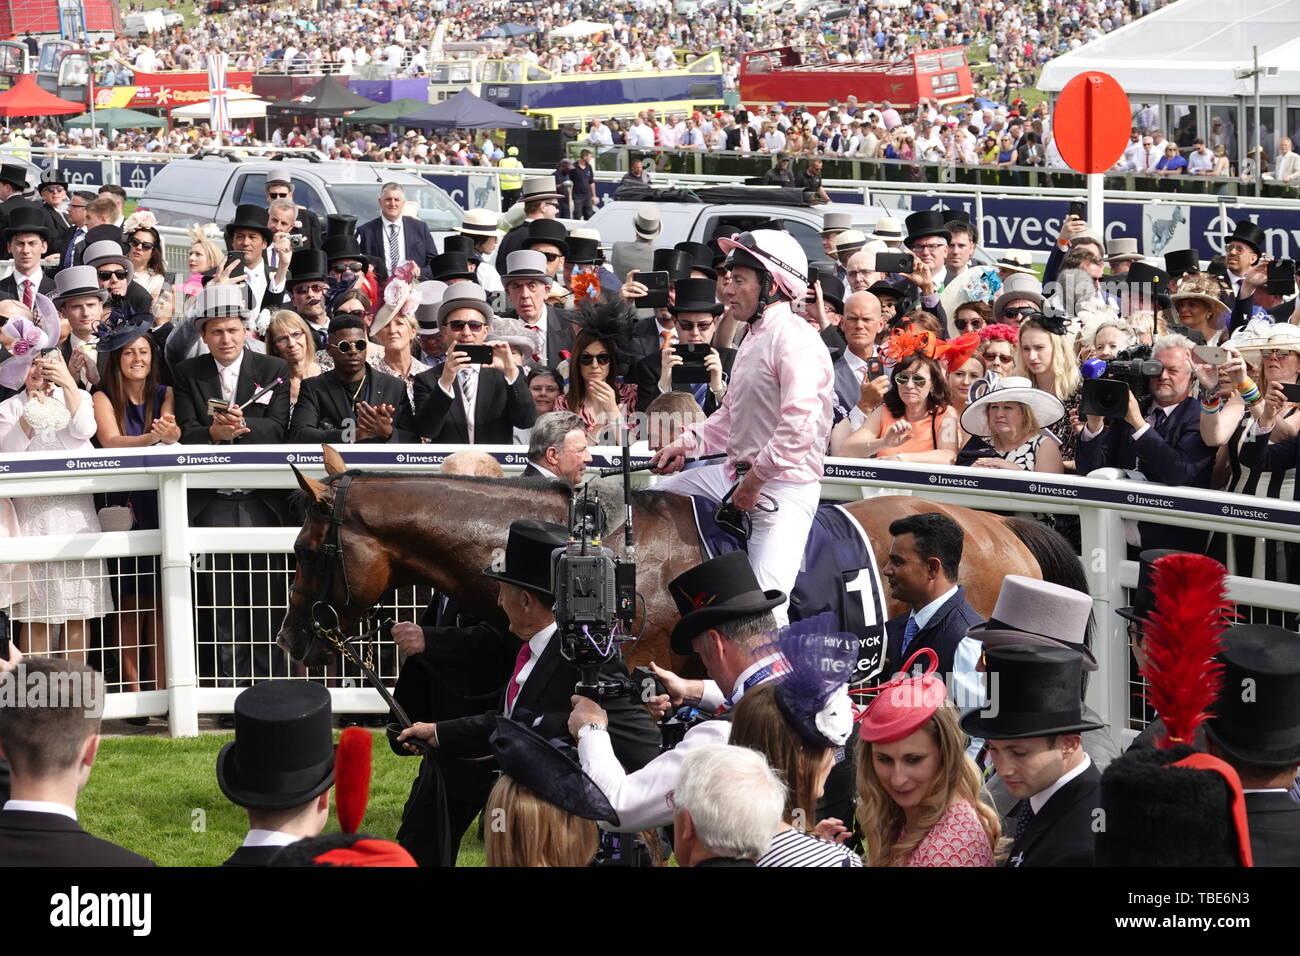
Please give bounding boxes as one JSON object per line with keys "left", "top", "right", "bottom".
{"left": 841, "top": 292, "right": 883, "bottom": 356}
{"left": 845, "top": 249, "right": 880, "bottom": 292}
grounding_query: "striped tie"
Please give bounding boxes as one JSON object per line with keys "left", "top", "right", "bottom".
{"left": 22, "top": 280, "right": 33, "bottom": 310}
{"left": 387, "top": 222, "right": 400, "bottom": 274}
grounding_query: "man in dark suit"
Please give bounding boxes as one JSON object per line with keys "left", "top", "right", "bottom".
{"left": 0, "top": 655, "right": 154, "bottom": 866}
{"left": 83, "top": 236, "right": 153, "bottom": 317}
{"left": 395, "top": 521, "right": 661, "bottom": 866}
{"left": 724, "top": 111, "right": 760, "bottom": 151}
{"left": 290, "top": 315, "right": 418, "bottom": 444}
{"left": 225, "top": 204, "right": 288, "bottom": 317}
{"left": 962, "top": 645, "right": 1103, "bottom": 867}
{"left": 522, "top": 410, "right": 590, "bottom": 486}
{"left": 58, "top": 190, "right": 94, "bottom": 271}
{"left": 0, "top": 162, "right": 34, "bottom": 233}
{"left": 413, "top": 283, "right": 535, "bottom": 443}
{"left": 51, "top": 265, "right": 107, "bottom": 392}
{"left": 1077, "top": 334, "right": 1214, "bottom": 552}
{"left": 0, "top": 205, "right": 55, "bottom": 304}
{"left": 881, "top": 512, "right": 983, "bottom": 698}
{"left": 218, "top": 681, "right": 335, "bottom": 867}
{"left": 496, "top": 176, "right": 564, "bottom": 266}
{"left": 501, "top": 250, "right": 576, "bottom": 369}
{"left": 357, "top": 182, "right": 435, "bottom": 282}
{"left": 832, "top": 291, "right": 892, "bottom": 419}
{"left": 633, "top": 278, "right": 735, "bottom": 415}
{"left": 264, "top": 164, "right": 323, "bottom": 251}
{"left": 1204, "top": 624, "right": 1300, "bottom": 866}
{"left": 173, "top": 284, "right": 292, "bottom": 688}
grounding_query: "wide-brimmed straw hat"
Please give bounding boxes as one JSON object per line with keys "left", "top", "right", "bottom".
{"left": 959, "top": 375, "right": 1065, "bottom": 437}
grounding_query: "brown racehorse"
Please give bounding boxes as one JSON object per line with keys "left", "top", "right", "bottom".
{"left": 279, "top": 448, "right": 1084, "bottom": 674}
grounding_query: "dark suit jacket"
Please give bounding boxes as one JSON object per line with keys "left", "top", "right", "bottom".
{"left": 1001, "top": 762, "right": 1101, "bottom": 867}
{"left": 725, "top": 126, "right": 760, "bottom": 151}
{"left": 0, "top": 809, "right": 155, "bottom": 866}
{"left": 222, "top": 843, "right": 287, "bottom": 867}
{"left": 0, "top": 270, "right": 55, "bottom": 301}
{"left": 358, "top": 215, "right": 434, "bottom": 281}
{"left": 1075, "top": 395, "right": 1214, "bottom": 552}
{"left": 433, "top": 627, "right": 661, "bottom": 773}
{"left": 1245, "top": 790, "right": 1300, "bottom": 867}
{"left": 630, "top": 314, "right": 675, "bottom": 366}
{"left": 632, "top": 346, "right": 736, "bottom": 416}
{"left": 883, "top": 586, "right": 983, "bottom": 679}
{"left": 290, "top": 207, "right": 323, "bottom": 251}
{"left": 411, "top": 363, "right": 536, "bottom": 444}
{"left": 496, "top": 219, "right": 541, "bottom": 268}
{"left": 173, "top": 350, "right": 292, "bottom": 445}
{"left": 289, "top": 367, "right": 417, "bottom": 444}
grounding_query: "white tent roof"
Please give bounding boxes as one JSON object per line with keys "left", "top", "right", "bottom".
{"left": 1038, "top": 0, "right": 1300, "bottom": 98}
{"left": 550, "top": 20, "right": 613, "bottom": 38}
{"left": 171, "top": 90, "right": 269, "bottom": 121}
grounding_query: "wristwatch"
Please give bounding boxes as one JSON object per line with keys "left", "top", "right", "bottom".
{"left": 576, "top": 722, "right": 608, "bottom": 742}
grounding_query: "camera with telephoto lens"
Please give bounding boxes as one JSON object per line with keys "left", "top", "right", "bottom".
{"left": 1079, "top": 345, "right": 1163, "bottom": 419}
{"left": 552, "top": 490, "right": 638, "bottom": 701}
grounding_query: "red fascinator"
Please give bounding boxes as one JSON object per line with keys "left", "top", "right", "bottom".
{"left": 881, "top": 327, "right": 981, "bottom": 372}
{"left": 853, "top": 648, "right": 949, "bottom": 744}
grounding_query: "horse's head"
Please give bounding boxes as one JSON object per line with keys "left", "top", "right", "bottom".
{"left": 277, "top": 448, "right": 392, "bottom": 667}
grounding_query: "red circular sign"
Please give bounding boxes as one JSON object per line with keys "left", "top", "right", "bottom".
{"left": 1052, "top": 71, "right": 1131, "bottom": 174}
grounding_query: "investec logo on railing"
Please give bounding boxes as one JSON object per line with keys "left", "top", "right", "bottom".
{"left": 67, "top": 458, "right": 121, "bottom": 469}
{"left": 284, "top": 453, "right": 323, "bottom": 465}
{"left": 393, "top": 452, "right": 449, "bottom": 465}
{"left": 172, "top": 454, "right": 231, "bottom": 466}
{"left": 823, "top": 464, "right": 878, "bottom": 480}
{"left": 1125, "top": 491, "right": 1176, "bottom": 509}
{"left": 1026, "top": 482, "right": 1079, "bottom": 497}
{"left": 928, "top": 473, "right": 978, "bottom": 488}
{"left": 1221, "top": 502, "right": 1271, "bottom": 520}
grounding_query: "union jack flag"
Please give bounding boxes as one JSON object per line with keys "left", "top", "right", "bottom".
{"left": 206, "top": 52, "right": 231, "bottom": 137}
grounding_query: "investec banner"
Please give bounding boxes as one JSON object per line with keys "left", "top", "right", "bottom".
{"left": 36, "top": 157, "right": 166, "bottom": 190}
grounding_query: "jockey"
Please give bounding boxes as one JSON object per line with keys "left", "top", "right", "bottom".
{"left": 649, "top": 229, "right": 834, "bottom": 625}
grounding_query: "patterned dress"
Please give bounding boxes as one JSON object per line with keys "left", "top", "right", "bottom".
{"left": 903, "top": 800, "right": 996, "bottom": 867}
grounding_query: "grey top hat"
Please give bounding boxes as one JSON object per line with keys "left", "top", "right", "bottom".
{"left": 191, "top": 283, "right": 253, "bottom": 328}
{"left": 968, "top": 574, "right": 1098, "bottom": 670}
{"left": 991, "top": 272, "right": 1044, "bottom": 318}
{"left": 500, "top": 250, "right": 551, "bottom": 284}
{"left": 265, "top": 163, "right": 294, "bottom": 186}
{"left": 520, "top": 176, "right": 562, "bottom": 202}
{"left": 52, "top": 265, "right": 109, "bottom": 305}
{"left": 821, "top": 212, "right": 853, "bottom": 236}
{"left": 436, "top": 281, "right": 495, "bottom": 326}
{"left": 633, "top": 204, "right": 661, "bottom": 240}
{"left": 82, "top": 239, "right": 134, "bottom": 278}
{"left": 1104, "top": 237, "right": 1142, "bottom": 262}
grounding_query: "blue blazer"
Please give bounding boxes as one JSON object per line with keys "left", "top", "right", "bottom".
{"left": 1075, "top": 395, "right": 1214, "bottom": 552}
{"left": 357, "top": 215, "right": 435, "bottom": 281}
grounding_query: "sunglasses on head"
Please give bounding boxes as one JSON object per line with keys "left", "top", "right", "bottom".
{"left": 97, "top": 270, "right": 129, "bottom": 281}
{"left": 330, "top": 340, "right": 366, "bottom": 354}
{"left": 895, "top": 373, "right": 929, "bottom": 386}
{"left": 578, "top": 353, "right": 611, "bottom": 366}
{"left": 954, "top": 317, "right": 986, "bottom": 331}
{"left": 447, "top": 319, "right": 485, "bottom": 331}
{"left": 127, "top": 238, "right": 155, "bottom": 251}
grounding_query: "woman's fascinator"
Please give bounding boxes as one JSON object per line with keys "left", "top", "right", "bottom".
{"left": 853, "top": 648, "right": 948, "bottom": 744}
{"left": 93, "top": 307, "right": 155, "bottom": 360}
{"left": 881, "top": 326, "right": 981, "bottom": 372}
{"left": 0, "top": 316, "right": 51, "bottom": 390}
{"left": 574, "top": 298, "right": 637, "bottom": 376}
{"left": 763, "top": 612, "right": 859, "bottom": 749}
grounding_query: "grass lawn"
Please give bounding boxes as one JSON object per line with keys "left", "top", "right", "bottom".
{"left": 79, "top": 729, "right": 485, "bottom": 867}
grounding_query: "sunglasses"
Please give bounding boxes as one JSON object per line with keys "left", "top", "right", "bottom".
{"left": 954, "top": 318, "right": 986, "bottom": 331}
{"left": 1001, "top": 306, "right": 1038, "bottom": 319}
{"left": 447, "top": 319, "right": 485, "bottom": 331}
{"left": 676, "top": 320, "right": 714, "bottom": 333}
{"left": 331, "top": 262, "right": 365, "bottom": 273}
{"left": 330, "top": 340, "right": 366, "bottom": 354}
{"left": 895, "top": 373, "right": 929, "bottom": 386}
{"left": 295, "top": 283, "right": 330, "bottom": 295}
{"left": 97, "top": 270, "right": 129, "bottom": 281}
{"left": 335, "top": 307, "right": 367, "bottom": 317}
{"left": 536, "top": 251, "right": 562, "bottom": 262}
{"left": 1262, "top": 349, "right": 1296, "bottom": 360}
{"left": 578, "top": 353, "right": 611, "bottom": 366}
{"left": 986, "top": 352, "right": 1015, "bottom": 364}
{"left": 267, "top": 191, "right": 291, "bottom": 199}
{"left": 127, "top": 238, "right": 155, "bottom": 251}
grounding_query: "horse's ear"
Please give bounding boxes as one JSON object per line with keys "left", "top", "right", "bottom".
{"left": 322, "top": 445, "right": 348, "bottom": 476}
{"left": 292, "top": 464, "right": 327, "bottom": 502}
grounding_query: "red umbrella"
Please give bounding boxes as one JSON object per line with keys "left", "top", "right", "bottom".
{"left": 0, "top": 75, "right": 84, "bottom": 118}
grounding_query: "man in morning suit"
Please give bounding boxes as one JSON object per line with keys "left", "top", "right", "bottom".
{"left": 522, "top": 410, "right": 590, "bottom": 486}
{"left": 412, "top": 283, "right": 536, "bottom": 444}
{"left": 394, "top": 521, "right": 660, "bottom": 866}
{"left": 225, "top": 204, "right": 289, "bottom": 318}
{"left": 218, "top": 681, "right": 335, "bottom": 866}
{"left": 881, "top": 512, "right": 983, "bottom": 704}
{"left": 962, "top": 645, "right": 1103, "bottom": 867}
{"left": 0, "top": 653, "right": 154, "bottom": 866}
{"left": 0, "top": 205, "right": 56, "bottom": 303}
{"left": 832, "top": 291, "right": 893, "bottom": 423}
{"left": 1077, "top": 333, "right": 1213, "bottom": 552}
{"left": 357, "top": 182, "right": 435, "bottom": 282}
{"left": 632, "top": 277, "right": 735, "bottom": 416}
{"left": 290, "top": 315, "right": 417, "bottom": 444}
{"left": 263, "top": 164, "right": 323, "bottom": 252}
{"left": 1204, "top": 624, "right": 1300, "bottom": 866}
{"left": 501, "top": 250, "right": 576, "bottom": 370}
{"left": 173, "top": 284, "right": 292, "bottom": 688}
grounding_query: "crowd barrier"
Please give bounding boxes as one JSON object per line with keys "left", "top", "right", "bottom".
{"left": 1, "top": 445, "right": 1297, "bottom": 744}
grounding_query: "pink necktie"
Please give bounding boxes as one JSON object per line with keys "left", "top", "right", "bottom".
{"left": 22, "top": 280, "right": 33, "bottom": 309}
{"left": 505, "top": 641, "right": 532, "bottom": 712}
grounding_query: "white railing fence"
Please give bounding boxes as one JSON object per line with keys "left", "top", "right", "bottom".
{"left": 1, "top": 446, "right": 1298, "bottom": 745}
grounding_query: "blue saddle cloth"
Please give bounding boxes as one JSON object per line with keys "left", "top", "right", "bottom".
{"left": 690, "top": 497, "right": 888, "bottom": 681}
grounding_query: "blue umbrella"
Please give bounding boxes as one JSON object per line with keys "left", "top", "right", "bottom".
{"left": 477, "top": 23, "right": 539, "bottom": 39}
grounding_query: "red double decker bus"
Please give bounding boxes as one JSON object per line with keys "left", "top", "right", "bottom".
{"left": 740, "top": 46, "right": 973, "bottom": 111}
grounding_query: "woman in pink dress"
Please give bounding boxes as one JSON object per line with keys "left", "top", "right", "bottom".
{"left": 855, "top": 649, "right": 1001, "bottom": 866}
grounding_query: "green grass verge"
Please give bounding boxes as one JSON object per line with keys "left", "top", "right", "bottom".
{"left": 78, "top": 730, "right": 485, "bottom": 867}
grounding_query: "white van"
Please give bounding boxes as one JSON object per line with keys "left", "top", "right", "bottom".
{"left": 122, "top": 12, "right": 167, "bottom": 38}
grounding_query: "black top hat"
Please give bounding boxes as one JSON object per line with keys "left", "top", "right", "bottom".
{"left": 1095, "top": 743, "right": 1247, "bottom": 867}
{"left": 943, "top": 208, "right": 972, "bottom": 227}
{"left": 1116, "top": 549, "right": 1183, "bottom": 624}
{"left": 959, "top": 645, "right": 1103, "bottom": 740}
{"left": 668, "top": 277, "right": 724, "bottom": 316}
{"left": 442, "top": 233, "right": 482, "bottom": 263}
{"left": 1163, "top": 249, "right": 1200, "bottom": 278}
{"left": 674, "top": 240, "right": 716, "bottom": 279}
{"left": 286, "top": 249, "right": 330, "bottom": 289}
{"left": 482, "top": 520, "right": 567, "bottom": 599}
{"left": 668, "top": 551, "right": 784, "bottom": 654}
{"left": 216, "top": 680, "right": 336, "bottom": 811}
{"left": 1227, "top": 220, "right": 1265, "bottom": 255}
{"left": 1205, "top": 624, "right": 1300, "bottom": 768}
{"left": 0, "top": 162, "right": 27, "bottom": 192}
{"left": 3, "top": 204, "right": 51, "bottom": 243}
{"left": 429, "top": 251, "right": 475, "bottom": 283}
{"left": 82, "top": 223, "right": 123, "bottom": 251}
{"left": 566, "top": 235, "right": 602, "bottom": 265}
{"left": 325, "top": 213, "right": 357, "bottom": 239}
{"left": 867, "top": 279, "right": 904, "bottom": 300}
{"left": 225, "top": 203, "right": 274, "bottom": 246}
{"left": 522, "top": 219, "right": 569, "bottom": 258}
{"left": 38, "top": 166, "right": 67, "bottom": 192}
{"left": 1124, "top": 261, "right": 1168, "bottom": 295}
{"left": 489, "top": 717, "right": 619, "bottom": 824}
{"left": 903, "top": 210, "right": 951, "bottom": 249}
{"left": 322, "top": 232, "right": 364, "bottom": 264}
{"left": 810, "top": 267, "right": 845, "bottom": 313}
{"left": 653, "top": 247, "right": 694, "bottom": 281}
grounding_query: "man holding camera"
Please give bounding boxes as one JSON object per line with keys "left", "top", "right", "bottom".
{"left": 632, "top": 277, "right": 734, "bottom": 416}
{"left": 263, "top": 164, "right": 322, "bottom": 252}
{"left": 1077, "top": 333, "right": 1214, "bottom": 552}
{"left": 394, "top": 520, "right": 660, "bottom": 866}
